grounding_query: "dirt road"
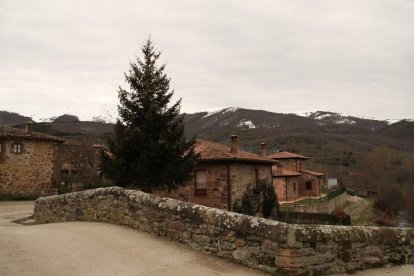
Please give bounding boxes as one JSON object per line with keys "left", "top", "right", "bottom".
{"left": 0, "top": 201, "right": 263, "bottom": 276}
{"left": 1, "top": 201, "right": 413, "bottom": 276}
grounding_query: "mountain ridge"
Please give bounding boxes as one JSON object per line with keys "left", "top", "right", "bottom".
{"left": 2, "top": 108, "right": 412, "bottom": 139}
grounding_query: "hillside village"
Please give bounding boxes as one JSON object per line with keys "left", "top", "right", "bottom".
{"left": 0, "top": 117, "right": 340, "bottom": 213}
{"left": 3, "top": 110, "right": 413, "bottom": 227}
{"left": 2, "top": 116, "right": 414, "bottom": 275}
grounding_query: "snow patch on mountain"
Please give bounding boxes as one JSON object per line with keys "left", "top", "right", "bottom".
{"left": 237, "top": 119, "right": 256, "bottom": 129}
{"left": 306, "top": 111, "right": 357, "bottom": 125}
{"left": 202, "top": 107, "right": 239, "bottom": 118}
{"left": 312, "top": 113, "right": 332, "bottom": 120}
{"left": 336, "top": 118, "right": 356, "bottom": 125}
{"left": 386, "top": 119, "right": 401, "bottom": 124}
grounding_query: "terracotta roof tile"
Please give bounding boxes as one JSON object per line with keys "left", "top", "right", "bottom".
{"left": 300, "top": 169, "right": 324, "bottom": 177}
{"left": 0, "top": 125, "right": 65, "bottom": 143}
{"left": 267, "top": 151, "right": 309, "bottom": 160}
{"left": 195, "top": 140, "right": 275, "bottom": 164}
{"left": 272, "top": 165, "right": 301, "bottom": 177}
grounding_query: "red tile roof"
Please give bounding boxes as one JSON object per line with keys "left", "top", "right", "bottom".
{"left": 272, "top": 166, "right": 301, "bottom": 177}
{"left": 0, "top": 125, "right": 65, "bottom": 143}
{"left": 300, "top": 169, "right": 324, "bottom": 177}
{"left": 195, "top": 140, "right": 275, "bottom": 164}
{"left": 267, "top": 151, "right": 309, "bottom": 160}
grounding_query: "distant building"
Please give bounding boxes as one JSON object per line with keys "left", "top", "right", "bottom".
{"left": 266, "top": 150, "right": 324, "bottom": 202}
{"left": 327, "top": 177, "right": 338, "bottom": 189}
{"left": 59, "top": 141, "right": 107, "bottom": 191}
{"left": 0, "top": 124, "right": 64, "bottom": 197}
{"left": 155, "top": 136, "right": 275, "bottom": 211}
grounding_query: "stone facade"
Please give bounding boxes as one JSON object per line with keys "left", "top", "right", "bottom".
{"left": 273, "top": 172, "right": 322, "bottom": 202}
{"left": 34, "top": 187, "right": 414, "bottom": 275}
{"left": 274, "top": 175, "right": 301, "bottom": 202}
{"left": 154, "top": 162, "right": 272, "bottom": 211}
{"left": 299, "top": 172, "right": 323, "bottom": 197}
{"left": 269, "top": 151, "right": 324, "bottom": 202}
{"left": 278, "top": 158, "right": 306, "bottom": 172}
{"left": 0, "top": 139, "right": 61, "bottom": 196}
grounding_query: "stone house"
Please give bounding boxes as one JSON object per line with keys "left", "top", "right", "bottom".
{"left": 267, "top": 150, "right": 324, "bottom": 202}
{"left": 0, "top": 123, "right": 64, "bottom": 197}
{"left": 155, "top": 136, "right": 276, "bottom": 211}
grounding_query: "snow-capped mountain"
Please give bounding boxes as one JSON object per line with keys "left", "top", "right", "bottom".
{"left": 184, "top": 108, "right": 389, "bottom": 138}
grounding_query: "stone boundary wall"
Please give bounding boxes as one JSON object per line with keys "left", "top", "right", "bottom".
{"left": 280, "top": 192, "right": 348, "bottom": 214}
{"left": 34, "top": 187, "right": 414, "bottom": 275}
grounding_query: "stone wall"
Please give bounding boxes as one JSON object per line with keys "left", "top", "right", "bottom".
{"left": 0, "top": 139, "right": 60, "bottom": 197}
{"left": 274, "top": 176, "right": 300, "bottom": 201}
{"left": 230, "top": 163, "right": 271, "bottom": 207}
{"left": 34, "top": 187, "right": 414, "bottom": 275}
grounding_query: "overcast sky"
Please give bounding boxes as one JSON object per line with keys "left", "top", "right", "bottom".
{"left": 1, "top": 0, "right": 413, "bottom": 121}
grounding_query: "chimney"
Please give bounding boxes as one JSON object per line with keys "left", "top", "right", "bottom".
{"left": 260, "top": 143, "right": 267, "bottom": 157}
{"left": 25, "top": 122, "right": 32, "bottom": 135}
{"left": 230, "top": 135, "right": 238, "bottom": 153}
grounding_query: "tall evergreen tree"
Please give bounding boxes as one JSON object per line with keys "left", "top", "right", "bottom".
{"left": 102, "top": 39, "right": 198, "bottom": 193}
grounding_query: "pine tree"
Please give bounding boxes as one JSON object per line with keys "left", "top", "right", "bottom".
{"left": 102, "top": 38, "right": 198, "bottom": 193}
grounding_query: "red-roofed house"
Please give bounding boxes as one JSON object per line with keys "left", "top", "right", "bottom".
{"left": 155, "top": 135, "right": 275, "bottom": 211}
{"left": 0, "top": 123, "right": 65, "bottom": 197}
{"left": 267, "top": 150, "right": 324, "bottom": 201}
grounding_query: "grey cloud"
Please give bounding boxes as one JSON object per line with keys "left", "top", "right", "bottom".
{"left": 0, "top": 0, "right": 413, "bottom": 120}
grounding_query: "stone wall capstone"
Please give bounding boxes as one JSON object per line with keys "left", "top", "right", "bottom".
{"left": 34, "top": 187, "right": 414, "bottom": 275}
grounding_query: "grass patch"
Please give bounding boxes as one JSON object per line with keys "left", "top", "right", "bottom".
{"left": 351, "top": 198, "right": 375, "bottom": 226}
{"left": 281, "top": 197, "right": 326, "bottom": 207}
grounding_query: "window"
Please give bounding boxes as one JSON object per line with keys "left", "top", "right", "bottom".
{"left": 0, "top": 142, "right": 2, "bottom": 153}
{"left": 195, "top": 170, "right": 207, "bottom": 196}
{"left": 293, "top": 182, "right": 296, "bottom": 191}
{"left": 61, "top": 169, "right": 70, "bottom": 176}
{"left": 13, "top": 143, "right": 22, "bottom": 154}
{"left": 306, "top": 181, "right": 312, "bottom": 190}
